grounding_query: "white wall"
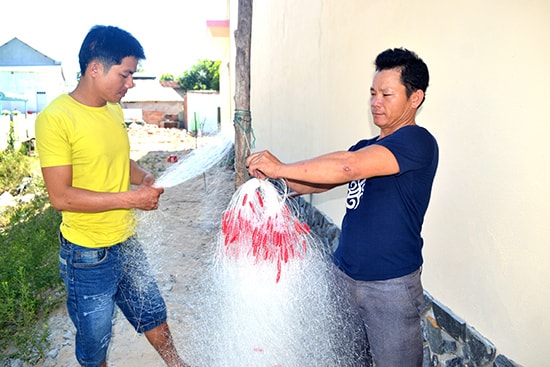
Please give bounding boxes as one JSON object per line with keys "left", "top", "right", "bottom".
{"left": 233, "top": 0, "right": 550, "bottom": 364}
{"left": 0, "top": 113, "right": 36, "bottom": 151}
{"left": 0, "top": 65, "right": 66, "bottom": 113}
{"left": 0, "top": 115, "right": 11, "bottom": 151}
{"left": 186, "top": 91, "right": 221, "bottom": 133}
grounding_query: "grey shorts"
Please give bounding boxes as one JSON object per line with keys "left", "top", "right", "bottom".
{"left": 335, "top": 267, "right": 424, "bottom": 367}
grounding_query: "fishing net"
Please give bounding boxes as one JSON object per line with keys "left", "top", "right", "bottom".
{"left": 180, "top": 178, "right": 369, "bottom": 367}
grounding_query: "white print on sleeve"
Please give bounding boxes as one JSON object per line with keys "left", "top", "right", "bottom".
{"left": 346, "top": 179, "right": 366, "bottom": 210}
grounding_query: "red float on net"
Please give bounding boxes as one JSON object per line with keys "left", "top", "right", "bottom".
{"left": 220, "top": 178, "right": 310, "bottom": 283}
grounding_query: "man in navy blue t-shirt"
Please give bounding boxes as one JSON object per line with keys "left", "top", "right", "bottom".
{"left": 247, "top": 48, "right": 438, "bottom": 367}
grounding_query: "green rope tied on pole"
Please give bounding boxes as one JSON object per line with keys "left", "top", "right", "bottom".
{"left": 233, "top": 109, "right": 255, "bottom": 151}
{"left": 233, "top": 109, "right": 255, "bottom": 184}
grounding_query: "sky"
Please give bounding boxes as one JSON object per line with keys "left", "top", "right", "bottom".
{"left": 0, "top": 0, "right": 227, "bottom": 82}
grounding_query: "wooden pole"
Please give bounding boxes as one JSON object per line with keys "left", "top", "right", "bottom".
{"left": 233, "top": 0, "right": 253, "bottom": 188}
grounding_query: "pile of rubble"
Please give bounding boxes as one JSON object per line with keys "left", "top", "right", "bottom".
{"left": 127, "top": 123, "right": 198, "bottom": 160}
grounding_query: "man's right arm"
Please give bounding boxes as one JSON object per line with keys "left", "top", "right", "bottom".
{"left": 246, "top": 145, "right": 399, "bottom": 195}
{"left": 41, "top": 165, "right": 163, "bottom": 212}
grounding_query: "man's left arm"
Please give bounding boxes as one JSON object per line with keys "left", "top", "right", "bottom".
{"left": 130, "top": 159, "right": 155, "bottom": 186}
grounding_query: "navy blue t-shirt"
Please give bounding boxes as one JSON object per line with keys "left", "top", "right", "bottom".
{"left": 333, "top": 125, "right": 438, "bottom": 281}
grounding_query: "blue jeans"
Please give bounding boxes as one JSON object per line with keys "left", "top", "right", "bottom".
{"left": 336, "top": 266, "right": 424, "bottom": 367}
{"left": 59, "top": 233, "right": 167, "bottom": 367}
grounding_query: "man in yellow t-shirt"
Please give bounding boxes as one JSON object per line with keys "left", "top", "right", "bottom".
{"left": 35, "top": 25, "right": 189, "bottom": 367}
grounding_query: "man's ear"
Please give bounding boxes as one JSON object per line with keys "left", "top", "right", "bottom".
{"left": 88, "top": 61, "right": 101, "bottom": 76}
{"left": 411, "top": 89, "right": 424, "bottom": 108}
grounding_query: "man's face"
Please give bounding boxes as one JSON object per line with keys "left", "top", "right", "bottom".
{"left": 370, "top": 68, "right": 419, "bottom": 132}
{"left": 95, "top": 56, "right": 138, "bottom": 103}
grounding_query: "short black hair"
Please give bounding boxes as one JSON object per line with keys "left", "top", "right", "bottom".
{"left": 78, "top": 25, "right": 145, "bottom": 75}
{"left": 375, "top": 48, "right": 429, "bottom": 106}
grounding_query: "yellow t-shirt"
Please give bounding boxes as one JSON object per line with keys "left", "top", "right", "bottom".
{"left": 35, "top": 94, "right": 136, "bottom": 248}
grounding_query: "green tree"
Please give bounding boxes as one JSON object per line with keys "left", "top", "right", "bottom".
{"left": 176, "top": 59, "right": 221, "bottom": 91}
{"left": 160, "top": 73, "right": 175, "bottom": 82}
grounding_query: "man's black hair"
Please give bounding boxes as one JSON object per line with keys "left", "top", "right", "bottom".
{"left": 78, "top": 25, "right": 145, "bottom": 75}
{"left": 375, "top": 48, "right": 429, "bottom": 105}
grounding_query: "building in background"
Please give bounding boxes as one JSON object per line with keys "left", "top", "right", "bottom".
{"left": 121, "top": 75, "right": 184, "bottom": 127}
{"left": 0, "top": 37, "right": 66, "bottom": 114}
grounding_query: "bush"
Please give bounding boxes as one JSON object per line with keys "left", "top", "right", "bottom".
{"left": 0, "top": 151, "right": 63, "bottom": 362}
{"left": 0, "top": 150, "right": 36, "bottom": 194}
{"left": 0, "top": 197, "right": 62, "bottom": 362}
